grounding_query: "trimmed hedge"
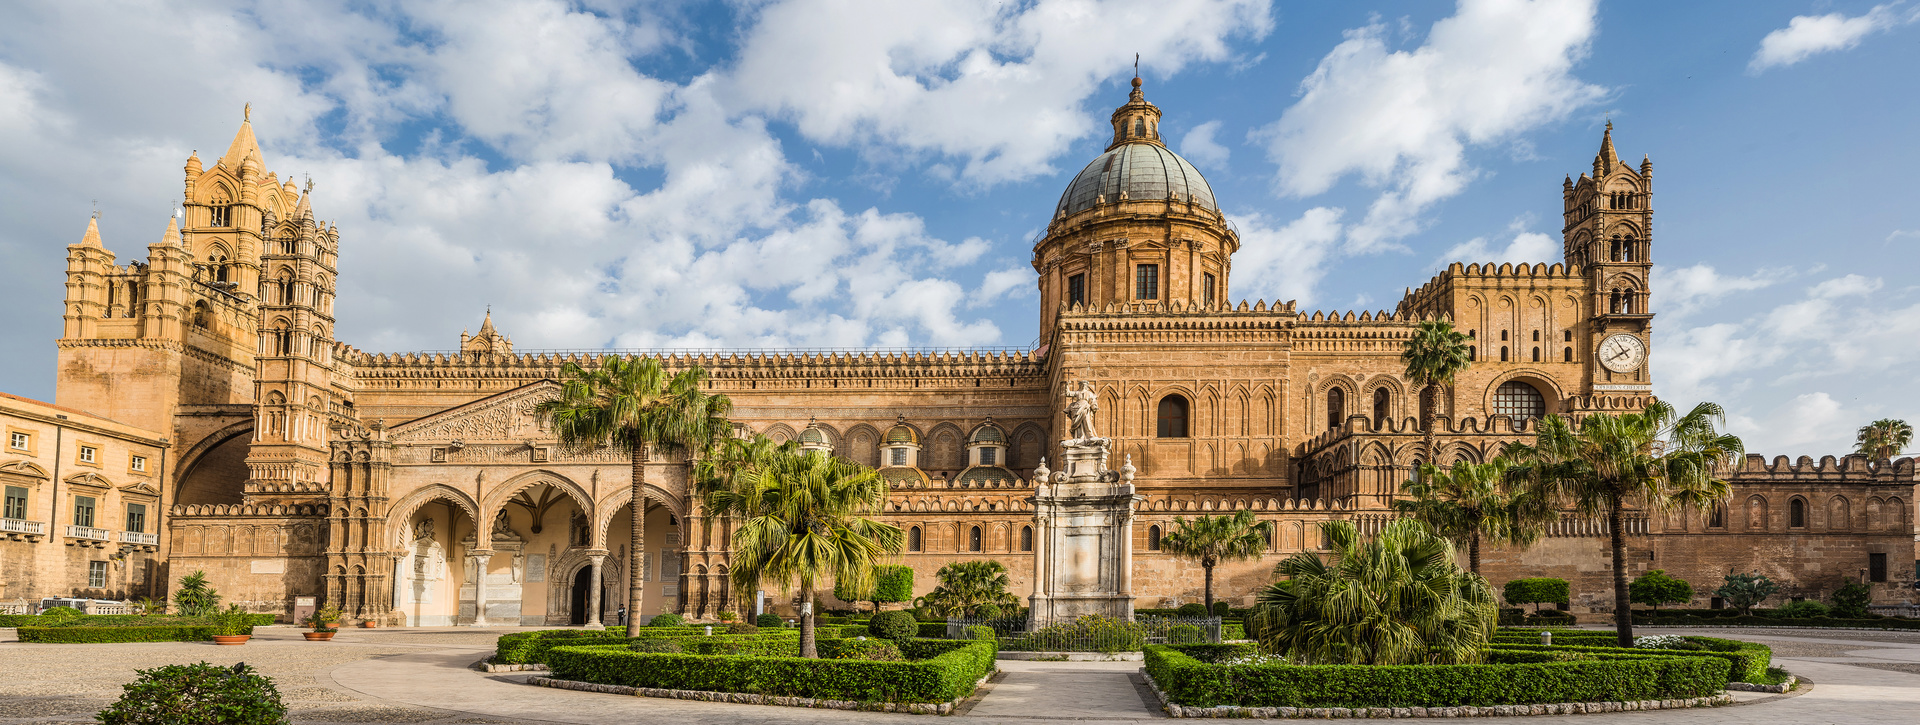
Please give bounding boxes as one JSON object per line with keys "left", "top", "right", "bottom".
{"left": 0, "top": 613, "right": 276, "bottom": 628}
{"left": 495, "top": 628, "right": 800, "bottom": 664}
{"left": 17, "top": 625, "right": 230, "bottom": 643}
{"left": 1143, "top": 644, "right": 1727, "bottom": 709}
{"left": 1493, "top": 637, "right": 1771, "bottom": 684}
{"left": 1636, "top": 613, "right": 1920, "bottom": 630}
{"left": 547, "top": 637, "right": 996, "bottom": 704}
{"left": 917, "top": 622, "right": 949, "bottom": 638}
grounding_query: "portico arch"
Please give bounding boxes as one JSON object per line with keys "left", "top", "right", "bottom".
{"left": 477, "top": 470, "right": 595, "bottom": 544}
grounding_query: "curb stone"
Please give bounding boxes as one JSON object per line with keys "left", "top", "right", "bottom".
{"left": 1726, "top": 676, "right": 1797, "bottom": 694}
{"left": 1138, "top": 669, "right": 1734, "bottom": 718}
{"left": 526, "top": 671, "right": 994, "bottom": 715}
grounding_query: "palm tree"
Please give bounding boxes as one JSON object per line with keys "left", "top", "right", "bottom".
{"left": 916, "top": 560, "right": 1021, "bottom": 617}
{"left": 1502, "top": 401, "right": 1744, "bottom": 647}
{"left": 1392, "top": 459, "right": 1550, "bottom": 574}
{"left": 1856, "top": 419, "right": 1914, "bottom": 460}
{"left": 1250, "top": 519, "right": 1496, "bottom": 665}
{"left": 1159, "top": 509, "right": 1273, "bottom": 613}
{"left": 540, "top": 356, "right": 732, "bottom": 636}
{"left": 704, "top": 448, "right": 903, "bottom": 658}
{"left": 1401, "top": 320, "right": 1474, "bottom": 474}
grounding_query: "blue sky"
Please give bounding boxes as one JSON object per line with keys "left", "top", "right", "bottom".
{"left": 1, "top": 0, "right": 1916, "bottom": 456}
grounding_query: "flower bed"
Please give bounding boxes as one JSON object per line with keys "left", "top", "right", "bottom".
{"left": 544, "top": 638, "right": 996, "bottom": 704}
{"left": 16, "top": 625, "right": 235, "bottom": 643}
{"left": 1142, "top": 644, "right": 1728, "bottom": 709}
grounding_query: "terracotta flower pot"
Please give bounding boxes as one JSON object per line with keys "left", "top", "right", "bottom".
{"left": 212, "top": 635, "right": 251, "bottom": 645}
{"left": 303, "top": 631, "right": 333, "bottom": 641}
{"left": 360, "top": 621, "right": 378, "bottom": 628}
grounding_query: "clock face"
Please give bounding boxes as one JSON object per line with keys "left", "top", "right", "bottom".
{"left": 1597, "top": 334, "right": 1646, "bottom": 373}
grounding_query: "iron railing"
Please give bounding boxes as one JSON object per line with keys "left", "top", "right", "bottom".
{"left": 946, "top": 614, "right": 1222, "bottom": 652}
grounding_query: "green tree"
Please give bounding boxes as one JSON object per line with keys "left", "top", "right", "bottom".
{"left": 1830, "top": 581, "right": 1873, "bottom": 618}
{"left": 1159, "top": 509, "right": 1273, "bottom": 613}
{"left": 916, "top": 560, "right": 1021, "bottom": 617}
{"left": 1250, "top": 519, "right": 1496, "bottom": 665}
{"left": 835, "top": 565, "right": 914, "bottom": 613}
{"left": 1393, "top": 459, "right": 1548, "bottom": 574}
{"left": 1503, "top": 401, "right": 1744, "bottom": 647}
{"left": 1401, "top": 319, "right": 1474, "bottom": 468}
{"left": 704, "top": 448, "right": 902, "bottom": 658}
{"left": 1856, "top": 418, "right": 1914, "bottom": 460}
{"left": 540, "top": 356, "right": 732, "bottom": 636}
{"left": 1628, "top": 569, "right": 1693, "bottom": 611}
{"left": 172, "top": 570, "right": 222, "bottom": 617}
{"left": 1714, "top": 572, "right": 1780, "bottom": 615}
{"left": 1502, "top": 577, "right": 1569, "bottom": 613}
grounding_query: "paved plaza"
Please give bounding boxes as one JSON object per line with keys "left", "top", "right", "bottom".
{"left": 4, "top": 626, "right": 1919, "bottom": 724}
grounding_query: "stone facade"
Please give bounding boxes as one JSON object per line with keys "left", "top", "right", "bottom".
{"left": 8, "top": 85, "right": 1915, "bottom": 623}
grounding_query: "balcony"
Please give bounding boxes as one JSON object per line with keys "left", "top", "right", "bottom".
{"left": 1, "top": 518, "right": 46, "bottom": 542}
{"left": 119, "top": 530, "right": 159, "bottom": 550}
{"left": 65, "top": 525, "right": 111, "bottom": 548}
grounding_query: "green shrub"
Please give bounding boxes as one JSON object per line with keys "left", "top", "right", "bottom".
{"left": 1633, "top": 612, "right": 1920, "bottom": 630}
{"left": 676, "top": 634, "right": 800, "bottom": 657}
{"left": 1525, "top": 610, "right": 1576, "bottom": 626}
{"left": 18, "top": 626, "right": 221, "bottom": 643}
{"left": 648, "top": 613, "right": 687, "bottom": 627}
{"left": 1497, "top": 608, "right": 1526, "bottom": 626}
{"left": 1168, "top": 624, "right": 1206, "bottom": 644}
{"left": 976, "top": 604, "right": 1003, "bottom": 620}
{"left": 1715, "top": 572, "right": 1780, "bottom": 614}
{"left": 173, "top": 571, "right": 223, "bottom": 617}
{"left": 1222, "top": 623, "right": 1245, "bottom": 641}
{"left": 40, "top": 605, "right": 83, "bottom": 618}
{"left": 547, "top": 638, "right": 997, "bottom": 704}
{"left": 630, "top": 639, "right": 684, "bottom": 653}
{"left": 1143, "top": 644, "right": 1727, "bottom": 708}
{"left": 1496, "top": 636, "right": 1771, "bottom": 684}
{"left": 1212, "top": 601, "right": 1232, "bottom": 617}
{"left": 1776, "top": 601, "right": 1829, "bottom": 619}
{"left": 964, "top": 625, "right": 995, "bottom": 641}
{"left": 1629, "top": 570, "right": 1693, "bottom": 610}
{"left": 726, "top": 622, "right": 759, "bottom": 635}
{"left": 213, "top": 606, "right": 255, "bottom": 637}
{"left": 97, "top": 662, "right": 286, "bottom": 725}
{"left": 917, "top": 622, "right": 948, "bottom": 637}
{"left": 1502, "top": 578, "right": 1570, "bottom": 610}
{"left": 0, "top": 613, "right": 276, "bottom": 628}
{"left": 1175, "top": 603, "right": 1209, "bottom": 617}
{"left": 1831, "top": 582, "right": 1873, "bottom": 619}
{"left": 820, "top": 637, "right": 904, "bottom": 661}
{"left": 755, "top": 613, "right": 784, "bottom": 629}
{"left": 869, "top": 610, "right": 918, "bottom": 640}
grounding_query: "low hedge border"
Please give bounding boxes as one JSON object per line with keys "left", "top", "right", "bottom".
{"left": 494, "top": 628, "right": 800, "bottom": 664}
{"left": 1142, "top": 644, "right": 1728, "bottom": 709}
{"left": 528, "top": 670, "right": 991, "bottom": 715}
{"left": 1139, "top": 670, "right": 1732, "bottom": 719}
{"left": 1636, "top": 618, "right": 1920, "bottom": 631}
{"left": 16, "top": 625, "right": 233, "bottom": 643}
{"left": 0, "top": 613, "right": 275, "bottom": 628}
{"left": 544, "top": 638, "right": 996, "bottom": 704}
{"left": 1491, "top": 640, "right": 1768, "bottom": 685}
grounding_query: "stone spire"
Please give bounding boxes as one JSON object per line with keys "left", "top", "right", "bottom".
{"left": 159, "top": 216, "right": 181, "bottom": 247}
{"left": 1592, "top": 121, "right": 1617, "bottom": 176}
{"left": 220, "top": 104, "right": 263, "bottom": 170}
{"left": 75, "top": 215, "right": 102, "bottom": 248}
{"left": 461, "top": 308, "right": 511, "bottom": 354}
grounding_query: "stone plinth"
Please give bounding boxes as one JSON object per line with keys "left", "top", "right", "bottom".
{"left": 1028, "top": 438, "right": 1140, "bottom": 626}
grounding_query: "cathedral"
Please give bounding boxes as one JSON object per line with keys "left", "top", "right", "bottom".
{"left": 2, "top": 83, "right": 1914, "bottom": 624}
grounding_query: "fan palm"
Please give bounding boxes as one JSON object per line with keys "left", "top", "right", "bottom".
{"left": 1401, "top": 320, "right": 1474, "bottom": 473}
{"left": 916, "top": 560, "right": 1021, "bottom": 617}
{"left": 704, "top": 448, "right": 902, "bottom": 658}
{"left": 1159, "top": 509, "right": 1273, "bottom": 612}
{"left": 1502, "top": 400, "right": 1744, "bottom": 647}
{"left": 1856, "top": 419, "right": 1914, "bottom": 460}
{"left": 1392, "top": 459, "right": 1550, "bottom": 574}
{"left": 1250, "top": 518, "right": 1496, "bottom": 665}
{"left": 539, "top": 356, "right": 732, "bottom": 636}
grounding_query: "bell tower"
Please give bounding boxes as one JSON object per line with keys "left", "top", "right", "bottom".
{"left": 1562, "top": 122, "right": 1654, "bottom": 388}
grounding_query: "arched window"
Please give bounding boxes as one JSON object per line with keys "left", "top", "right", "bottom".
{"left": 1468, "top": 346, "right": 1476, "bottom": 361}
{"left": 1563, "top": 347, "right": 1573, "bottom": 362}
{"left": 1491, "top": 381, "right": 1545, "bottom": 422}
{"left": 1610, "top": 236, "right": 1622, "bottom": 261}
{"left": 1020, "top": 526, "right": 1033, "bottom": 552}
{"left": 1371, "top": 388, "right": 1389, "bottom": 430}
{"left": 1500, "top": 346, "right": 1509, "bottom": 362}
{"left": 1326, "top": 388, "right": 1345, "bottom": 430}
{"left": 1147, "top": 525, "right": 1162, "bottom": 551}
{"left": 1623, "top": 237, "right": 1637, "bottom": 262}
{"left": 192, "top": 301, "right": 210, "bottom": 328}
{"left": 1134, "top": 117, "right": 1146, "bottom": 137}
{"left": 1156, "top": 395, "right": 1189, "bottom": 438}
{"left": 968, "top": 526, "right": 982, "bottom": 552}
{"left": 1789, "top": 498, "right": 1807, "bottom": 528}
{"left": 1708, "top": 503, "right": 1725, "bottom": 529}
{"left": 907, "top": 526, "right": 922, "bottom": 552}
{"left": 1532, "top": 347, "right": 1541, "bottom": 362}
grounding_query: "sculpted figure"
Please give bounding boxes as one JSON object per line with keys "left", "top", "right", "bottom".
{"left": 1064, "top": 381, "right": 1100, "bottom": 441}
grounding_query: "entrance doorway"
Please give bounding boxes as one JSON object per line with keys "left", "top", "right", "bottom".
{"left": 570, "top": 567, "right": 591, "bottom": 625}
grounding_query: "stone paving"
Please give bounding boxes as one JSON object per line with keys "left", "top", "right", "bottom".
{"left": 3, "top": 625, "right": 1918, "bottom": 723}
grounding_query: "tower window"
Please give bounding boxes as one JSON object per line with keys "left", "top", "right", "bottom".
{"left": 1500, "top": 330, "right": 1509, "bottom": 341}
{"left": 1623, "top": 237, "right": 1637, "bottom": 262}
{"left": 1500, "top": 346, "right": 1509, "bottom": 362}
{"left": 1156, "top": 395, "right": 1189, "bottom": 438}
{"left": 1492, "top": 381, "right": 1545, "bottom": 422}
{"left": 1202, "top": 273, "right": 1217, "bottom": 303}
{"left": 1326, "top": 387, "right": 1345, "bottom": 430}
{"left": 1135, "top": 264, "right": 1159, "bottom": 300}
{"left": 1020, "top": 526, "right": 1033, "bottom": 552}
{"left": 1148, "top": 525, "right": 1162, "bottom": 551}
{"left": 1532, "top": 330, "right": 1540, "bottom": 341}
{"left": 1532, "top": 347, "right": 1541, "bottom": 362}
{"left": 1789, "top": 498, "right": 1807, "bottom": 528}
{"left": 1468, "top": 346, "right": 1476, "bottom": 361}
{"left": 969, "top": 526, "right": 982, "bottom": 552}
{"left": 1372, "top": 388, "right": 1389, "bottom": 431}
{"left": 1563, "top": 330, "right": 1573, "bottom": 342}
{"left": 210, "top": 205, "right": 230, "bottom": 227}
{"left": 1563, "top": 347, "right": 1573, "bottom": 362}
{"left": 908, "top": 526, "right": 922, "bottom": 552}
{"left": 1067, "top": 273, "right": 1086, "bottom": 307}
{"left": 1134, "top": 117, "right": 1146, "bottom": 137}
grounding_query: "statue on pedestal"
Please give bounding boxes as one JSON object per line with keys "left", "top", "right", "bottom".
{"left": 1064, "top": 381, "right": 1101, "bottom": 443}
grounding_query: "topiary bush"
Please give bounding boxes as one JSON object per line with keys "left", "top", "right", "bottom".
{"left": 1174, "top": 602, "right": 1208, "bottom": 617}
{"left": 1776, "top": 600, "right": 1829, "bottom": 619}
{"left": 821, "top": 637, "right": 904, "bottom": 661}
{"left": 40, "top": 605, "right": 83, "bottom": 618}
{"left": 726, "top": 622, "right": 759, "bottom": 635}
{"left": 1629, "top": 569, "right": 1694, "bottom": 611}
{"left": 755, "top": 613, "right": 784, "bottom": 629}
{"left": 1212, "top": 601, "right": 1231, "bottom": 617}
{"left": 1502, "top": 577, "right": 1570, "bottom": 612}
{"left": 1831, "top": 582, "right": 1872, "bottom": 618}
{"left": 630, "top": 639, "right": 684, "bottom": 653}
{"left": 647, "top": 612, "right": 687, "bottom": 627}
{"left": 868, "top": 610, "right": 918, "bottom": 640}
{"left": 96, "top": 662, "right": 288, "bottom": 725}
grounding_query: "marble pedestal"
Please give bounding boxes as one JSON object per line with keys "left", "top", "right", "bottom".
{"left": 1027, "top": 438, "right": 1141, "bottom": 627}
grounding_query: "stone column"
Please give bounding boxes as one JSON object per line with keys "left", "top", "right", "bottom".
{"left": 468, "top": 550, "right": 494, "bottom": 627}
{"left": 585, "top": 551, "right": 607, "bottom": 630}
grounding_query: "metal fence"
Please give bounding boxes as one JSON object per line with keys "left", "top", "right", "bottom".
{"left": 946, "top": 614, "right": 1222, "bottom": 652}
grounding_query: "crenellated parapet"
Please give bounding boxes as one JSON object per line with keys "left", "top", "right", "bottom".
{"left": 170, "top": 502, "right": 329, "bottom": 517}
{"left": 1398, "top": 261, "right": 1585, "bottom": 319}
{"left": 1732, "top": 454, "right": 1918, "bottom": 483}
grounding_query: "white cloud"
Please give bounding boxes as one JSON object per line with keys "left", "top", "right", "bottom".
{"left": 1225, "top": 206, "right": 1346, "bottom": 306}
{"left": 724, "top": 0, "right": 1271, "bottom": 185}
{"left": 1749, "top": 3, "right": 1920, "bottom": 72}
{"left": 1651, "top": 263, "right": 1789, "bottom": 321}
{"left": 1251, "top": 0, "right": 1605, "bottom": 251}
{"left": 971, "top": 267, "right": 1035, "bottom": 307}
{"left": 1438, "top": 218, "right": 1557, "bottom": 268}
{"left": 1809, "top": 273, "right": 1883, "bottom": 299}
{"left": 1179, "top": 120, "right": 1231, "bottom": 168}
{"left": 1888, "top": 229, "right": 1920, "bottom": 242}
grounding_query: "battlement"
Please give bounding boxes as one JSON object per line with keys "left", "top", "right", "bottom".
{"left": 340, "top": 346, "right": 1048, "bottom": 382}
{"left": 169, "top": 502, "right": 329, "bottom": 518}
{"left": 1733, "top": 454, "right": 1918, "bottom": 482}
{"left": 1295, "top": 414, "right": 1543, "bottom": 457}
{"left": 1057, "top": 298, "right": 1297, "bottom": 316}
{"left": 1399, "top": 261, "right": 1586, "bottom": 314}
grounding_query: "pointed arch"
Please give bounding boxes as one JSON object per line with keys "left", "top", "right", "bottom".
{"left": 925, "top": 422, "right": 965, "bottom": 470}
{"left": 1010, "top": 422, "right": 1046, "bottom": 469}
{"left": 593, "top": 484, "right": 687, "bottom": 550}
{"left": 385, "top": 484, "right": 482, "bottom": 549}
{"left": 759, "top": 422, "right": 798, "bottom": 444}
{"left": 841, "top": 423, "right": 881, "bottom": 467}
{"left": 478, "top": 469, "right": 596, "bottom": 532}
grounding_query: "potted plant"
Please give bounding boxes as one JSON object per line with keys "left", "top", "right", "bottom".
{"left": 304, "top": 604, "right": 341, "bottom": 641}
{"left": 211, "top": 605, "right": 254, "bottom": 645}
{"left": 360, "top": 617, "right": 380, "bottom": 628}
